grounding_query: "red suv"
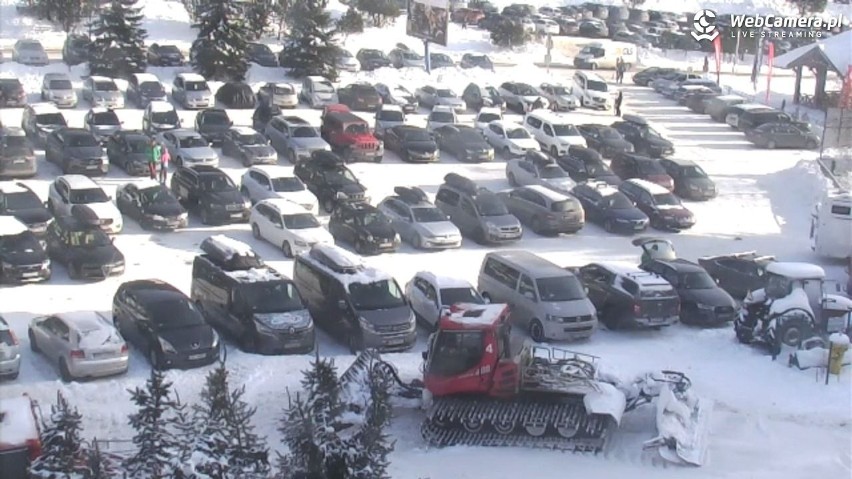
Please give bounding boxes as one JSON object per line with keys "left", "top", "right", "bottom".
{"left": 320, "top": 104, "right": 384, "bottom": 163}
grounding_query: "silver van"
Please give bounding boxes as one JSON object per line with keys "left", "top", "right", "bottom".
{"left": 478, "top": 250, "right": 597, "bottom": 342}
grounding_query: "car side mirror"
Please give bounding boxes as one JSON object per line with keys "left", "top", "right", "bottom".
{"left": 337, "top": 299, "right": 347, "bottom": 310}
{"left": 422, "top": 351, "right": 428, "bottom": 361}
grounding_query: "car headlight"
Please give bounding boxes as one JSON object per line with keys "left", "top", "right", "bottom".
{"left": 243, "top": 199, "right": 252, "bottom": 209}
{"left": 41, "top": 260, "right": 50, "bottom": 270}
{"left": 393, "top": 233, "right": 401, "bottom": 243}
{"left": 365, "top": 233, "right": 374, "bottom": 241}
{"left": 294, "top": 239, "right": 309, "bottom": 247}
{"left": 149, "top": 214, "right": 166, "bottom": 222}
{"left": 485, "top": 223, "right": 499, "bottom": 233}
{"left": 211, "top": 330, "right": 219, "bottom": 348}
{"left": 158, "top": 337, "right": 177, "bottom": 354}
{"left": 358, "top": 316, "right": 378, "bottom": 333}
{"left": 179, "top": 212, "right": 189, "bottom": 220}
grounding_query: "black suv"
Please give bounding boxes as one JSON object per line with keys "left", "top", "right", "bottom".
{"left": 170, "top": 165, "right": 250, "bottom": 225}
{"left": 112, "top": 279, "right": 219, "bottom": 369}
{"left": 45, "top": 216, "right": 124, "bottom": 280}
{"left": 106, "top": 130, "right": 152, "bottom": 176}
{"left": 146, "top": 43, "right": 185, "bottom": 66}
{"left": 571, "top": 180, "right": 648, "bottom": 234}
{"left": 294, "top": 151, "right": 368, "bottom": 213}
{"left": 639, "top": 258, "right": 738, "bottom": 326}
{"left": 659, "top": 158, "right": 717, "bottom": 201}
{"left": 383, "top": 125, "right": 439, "bottom": 163}
{"left": 115, "top": 181, "right": 187, "bottom": 230}
{"left": 328, "top": 202, "right": 400, "bottom": 255}
{"left": 577, "top": 262, "right": 679, "bottom": 329}
{"left": 0, "top": 182, "right": 52, "bottom": 237}
{"left": 0, "top": 217, "right": 50, "bottom": 283}
{"left": 191, "top": 235, "right": 315, "bottom": 354}
{"left": 557, "top": 146, "right": 621, "bottom": 185}
{"left": 611, "top": 115, "right": 674, "bottom": 158}
{"left": 194, "top": 108, "right": 233, "bottom": 146}
{"left": 62, "top": 34, "right": 91, "bottom": 65}
{"left": 576, "top": 124, "right": 634, "bottom": 158}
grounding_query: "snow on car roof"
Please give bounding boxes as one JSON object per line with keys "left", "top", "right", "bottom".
{"left": 523, "top": 184, "right": 570, "bottom": 202}
{"left": 478, "top": 107, "right": 502, "bottom": 115}
{"left": 129, "top": 179, "right": 162, "bottom": 191}
{"left": 0, "top": 181, "right": 30, "bottom": 194}
{"left": 89, "top": 75, "right": 114, "bottom": 83}
{"left": 178, "top": 73, "right": 206, "bottom": 82}
{"left": 597, "top": 262, "right": 670, "bottom": 286}
{"left": 206, "top": 234, "right": 256, "bottom": 260}
{"left": 148, "top": 100, "right": 174, "bottom": 112}
{"left": 302, "top": 244, "right": 394, "bottom": 286}
{"left": 224, "top": 267, "right": 285, "bottom": 282}
{"left": 713, "top": 95, "right": 744, "bottom": 101}
{"left": 306, "top": 76, "right": 331, "bottom": 82}
{"left": 171, "top": 129, "right": 202, "bottom": 138}
{"left": 259, "top": 198, "right": 307, "bottom": 215}
{"left": 0, "top": 215, "right": 28, "bottom": 235}
{"left": 30, "top": 103, "right": 61, "bottom": 114}
{"left": 273, "top": 82, "right": 294, "bottom": 89}
{"left": 415, "top": 271, "right": 474, "bottom": 290}
{"left": 231, "top": 126, "right": 260, "bottom": 136}
{"left": 60, "top": 174, "right": 99, "bottom": 190}
{"left": 89, "top": 107, "right": 115, "bottom": 114}
{"left": 133, "top": 73, "right": 159, "bottom": 82}
{"left": 0, "top": 395, "right": 39, "bottom": 446}
{"left": 627, "top": 178, "right": 670, "bottom": 195}
{"left": 55, "top": 311, "right": 107, "bottom": 331}
{"left": 250, "top": 165, "right": 292, "bottom": 178}
{"left": 584, "top": 180, "right": 619, "bottom": 197}
{"left": 445, "top": 303, "right": 507, "bottom": 326}
{"left": 766, "top": 262, "right": 825, "bottom": 279}
{"left": 380, "top": 104, "right": 403, "bottom": 111}
{"left": 432, "top": 105, "right": 455, "bottom": 112}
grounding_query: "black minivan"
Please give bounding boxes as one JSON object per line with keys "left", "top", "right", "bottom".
{"left": 293, "top": 244, "right": 416, "bottom": 353}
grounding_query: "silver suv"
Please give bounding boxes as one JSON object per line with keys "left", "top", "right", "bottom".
{"left": 40, "top": 73, "right": 77, "bottom": 108}
{"left": 478, "top": 250, "right": 598, "bottom": 342}
{"left": 377, "top": 186, "right": 462, "bottom": 250}
{"left": 434, "top": 173, "right": 522, "bottom": 244}
{"left": 0, "top": 315, "right": 21, "bottom": 380}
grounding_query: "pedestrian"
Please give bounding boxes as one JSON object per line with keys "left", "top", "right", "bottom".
{"left": 703, "top": 56, "right": 709, "bottom": 74}
{"left": 614, "top": 91, "right": 623, "bottom": 117}
{"left": 532, "top": 96, "right": 544, "bottom": 111}
{"left": 846, "top": 257, "right": 852, "bottom": 298}
{"left": 615, "top": 57, "right": 623, "bottom": 84}
{"left": 158, "top": 145, "right": 170, "bottom": 184}
{"left": 148, "top": 139, "right": 160, "bottom": 180}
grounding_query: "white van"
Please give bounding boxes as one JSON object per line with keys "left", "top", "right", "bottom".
{"left": 522, "top": 110, "right": 587, "bottom": 157}
{"left": 573, "top": 42, "right": 638, "bottom": 71}
{"left": 573, "top": 71, "right": 611, "bottom": 110}
{"left": 810, "top": 189, "right": 852, "bottom": 259}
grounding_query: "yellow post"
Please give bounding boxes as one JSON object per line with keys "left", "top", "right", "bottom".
{"left": 828, "top": 333, "right": 850, "bottom": 377}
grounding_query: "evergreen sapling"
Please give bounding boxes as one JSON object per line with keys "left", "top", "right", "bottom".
{"left": 29, "top": 392, "right": 86, "bottom": 478}
{"left": 89, "top": 0, "right": 148, "bottom": 78}
{"left": 277, "top": 0, "right": 340, "bottom": 80}
{"left": 192, "top": 0, "right": 251, "bottom": 81}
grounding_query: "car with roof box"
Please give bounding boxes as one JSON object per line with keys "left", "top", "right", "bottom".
{"left": 47, "top": 175, "right": 122, "bottom": 234}
{"left": 658, "top": 157, "right": 717, "bottom": 200}
{"left": 724, "top": 103, "right": 774, "bottom": 129}
{"left": 293, "top": 244, "right": 416, "bottom": 352}
{"left": 293, "top": 151, "right": 368, "bottom": 213}
{"left": 0, "top": 181, "right": 52, "bottom": 237}
{"left": 571, "top": 180, "right": 649, "bottom": 233}
{"left": 745, "top": 121, "right": 820, "bottom": 149}
{"left": 12, "top": 39, "right": 48, "bottom": 65}
{"left": 45, "top": 128, "right": 108, "bottom": 175}
{"left": 44, "top": 215, "right": 124, "bottom": 279}
{"left": 405, "top": 271, "right": 485, "bottom": 329}
{"left": 374, "top": 105, "right": 406, "bottom": 138}
{"left": 156, "top": 129, "right": 219, "bottom": 168}
{"left": 115, "top": 180, "right": 187, "bottom": 230}
{"left": 82, "top": 76, "right": 124, "bottom": 109}
{"left": 83, "top": 108, "right": 123, "bottom": 145}
{"left": 147, "top": 43, "right": 185, "bottom": 66}
{"left": 435, "top": 173, "right": 523, "bottom": 244}
{"left": 556, "top": 146, "right": 620, "bottom": 185}
{"left": 736, "top": 109, "right": 793, "bottom": 132}
{"left": 142, "top": 100, "right": 181, "bottom": 134}
{"left": 320, "top": 105, "right": 384, "bottom": 163}
{"left": 478, "top": 250, "right": 598, "bottom": 342}
{"left": 505, "top": 151, "right": 576, "bottom": 194}
{"left": 172, "top": 73, "right": 213, "bottom": 109}
{"left": 0, "top": 316, "right": 21, "bottom": 380}
{"left": 112, "top": 279, "right": 219, "bottom": 369}
{"left": 498, "top": 184, "right": 584, "bottom": 235}
{"left": 264, "top": 115, "right": 330, "bottom": 164}
{"left": 171, "top": 165, "right": 250, "bottom": 225}
{"left": 462, "top": 82, "right": 505, "bottom": 112}
{"left": 127, "top": 73, "right": 167, "bottom": 108}
{"left": 0, "top": 78, "right": 26, "bottom": 108}
{"left": 576, "top": 123, "right": 634, "bottom": 158}
{"left": 0, "top": 128, "right": 36, "bottom": 178}
{"left": 377, "top": 186, "right": 462, "bottom": 250}
{"left": 21, "top": 103, "right": 67, "bottom": 146}
{"left": 191, "top": 235, "right": 315, "bottom": 354}
{"left": 220, "top": 126, "right": 276, "bottom": 166}
{"left": 611, "top": 115, "right": 674, "bottom": 158}
{"left": 251, "top": 198, "right": 332, "bottom": 257}
{"left": 374, "top": 83, "right": 417, "bottom": 113}
{"left": 383, "top": 125, "right": 438, "bottom": 163}
{"left": 610, "top": 153, "right": 674, "bottom": 191}
{"left": 106, "top": 130, "right": 153, "bottom": 176}
{"left": 705, "top": 95, "right": 746, "bottom": 122}
{"left": 28, "top": 311, "right": 129, "bottom": 381}
{"left": 619, "top": 179, "right": 694, "bottom": 231}
{"left": 257, "top": 82, "right": 298, "bottom": 109}
{"left": 433, "top": 124, "right": 494, "bottom": 162}
{"left": 523, "top": 110, "right": 587, "bottom": 157}
{"left": 240, "top": 165, "right": 317, "bottom": 212}
{"left": 0, "top": 216, "right": 50, "bottom": 284}
{"left": 328, "top": 202, "right": 400, "bottom": 255}
{"left": 40, "top": 72, "right": 77, "bottom": 108}
{"left": 299, "top": 76, "right": 338, "bottom": 108}
{"left": 576, "top": 262, "right": 679, "bottom": 329}
{"left": 483, "top": 120, "right": 539, "bottom": 157}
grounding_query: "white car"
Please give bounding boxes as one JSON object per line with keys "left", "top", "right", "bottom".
{"left": 240, "top": 165, "right": 318, "bottom": 213}
{"left": 156, "top": 129, "right": 219, "bottom": 168}
{"left": 336, "top": 50, "right": 360, "bottom": 72}
{"left": 539, "top": 83, "right": 577, "bottom": 111}
{"left": 298, "top": 76, "right": 338, "bottom": 108}
{"left": 250, "top": 198, "right": 333, "bottom": 258}
{"left": 523, "top": 110, "right": 587, "bottom": 157}
{"left": 405, "top": 271, "right": 485, "bottom": 328}
{"left": 426, "top": 105, "right": 459, "bottom": 132}
{"left": 498, "top": 81, "right": 549, "bottom": 113}
{"left": 47, "top": 175, "right": 123, "bottom": 234}
{"left": 483, "top": 120, "right": 539, "bottom": 157}
{"left": 474, "top": 107, "right": 503, "bottom": 131}
{"left": 258, "top": 82, "right": 298, "bottom": 108}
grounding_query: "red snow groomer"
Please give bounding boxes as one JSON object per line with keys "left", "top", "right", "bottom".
{"left": 342, "top": 303, "right": 712, "bottom": 466}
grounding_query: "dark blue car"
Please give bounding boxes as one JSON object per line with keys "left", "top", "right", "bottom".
{"left": 571, "top": 181, "right": 649, "bottom": 234}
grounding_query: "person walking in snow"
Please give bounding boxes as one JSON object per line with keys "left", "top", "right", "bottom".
{"left": 615, "top": 57, "right": 624, "bottom": 83}
{"left": 148, "top": 138, "right": 160, "bottom": 180}
{"left": 158, "top": 145, "right": 170, "bottom": 184}
{"left": 703, "top": 56, "right": 709, "bottom": 75}
{"left": 846, "top": 257, "right": 852, "bottom": 298}
{"left": 614, "top": 91, "right": 623, "bottom": 117}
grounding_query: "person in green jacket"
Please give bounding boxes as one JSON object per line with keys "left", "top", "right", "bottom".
{"left": 148, "top": 138, "right": 161, "bottom": 180}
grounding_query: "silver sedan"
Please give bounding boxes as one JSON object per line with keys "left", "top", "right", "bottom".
{"left": 28, "top": 312, "right": 129, "bottom": 382}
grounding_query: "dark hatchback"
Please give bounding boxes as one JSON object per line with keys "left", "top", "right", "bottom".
{"left": 571, "top": 181, "right": 649, "bottom": 234}
{"left": 0, "top": 79, "right": 26, "bottom": 108}
{"left": 632, "top": 67, "right": 677, "bottom": 86}
{"left": 115, "top": 182, "right": 187, "bottom": 230}
{"left": 113, "top": 280, "right": 219, "bottom": 369}
{"left": 170, "top": 166, "right": 250, "bottom": 225}
{"left": 557, "top": 146, "right": 621, "bottom": 185}
{"left": 640, "top": 259, "right": 739, "bottom": 326}
{"left": 0, "top": 129, "right": 37, "bottom": 178}
{"left": 248, "top": 42, "right": 278, "bottom": 67}
{"left": 328, "top": 202, "right": 399, "bottom": 255}
{"left": 45, "top": 216, "right": 125, "bottom": 280}
{"left": 611, "top": 115, "right": 675, "bottom": 158}
{"left": 194, "top": 108, "right": 233, "bottom": 146}
{"left": 576, "top": 124, "right": 635, "bottom": 158}
{"left": 659, "top": 158, "right": 717, "bottom": 200}
{"left": 383, "top": 125, "right": 438, "bottom": 163}
{"left": 619, "top": 179, "right": 695, "bottom": 231}
{"left": 0, "top": 182, "right": 52, "bottom": 237}
{"left": 433, "top": 124, "right": 494, "bottom": 162}
{"left": 106, "top": 130, "right": 151, "bottom": 176}
{"left": 0, "top": 218, "right": 50, "bottom": 284}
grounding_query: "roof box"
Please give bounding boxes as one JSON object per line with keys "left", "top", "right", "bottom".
{"left": 443, "top": 173, "right": 479, "bottom": 196}
{"left": 394, "top": 186, "right": 428, "bottom": 204}
{"left": 309, "top": 244, "right": 364, "bottom": 274}
{"left": 525, "top": 150, "right": 553, "bottom": 165}
{"left": 200, "top": 235, "right": 264, "bottom": 270}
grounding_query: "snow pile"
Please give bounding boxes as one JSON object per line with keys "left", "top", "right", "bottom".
{"left": 768, "top": 287, "right": 814, "bottom": 317}
{"left": 0, "top": 395, "right": 38, "bottom": 446}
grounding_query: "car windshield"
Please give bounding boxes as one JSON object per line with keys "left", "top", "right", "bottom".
{"left": 440, "top": 287, "right": 483, "bottom": 306}
{"left": 539, "top": 165, "right": 568, "bottom": 179}
{"left": 536, "top": 275, "right": 586, "bottom": 301}
{"left": 682, "top": 165, "right": 707, "bottom": 178}
{"left": 402, "top": 130, "right": 430, "bottom": 142}
{"left": 412, "top": 206, "right": 446, "bottom": 222}
{"left": 94, "top": 81, "right": 117, "bottom": 91}
{"left": 432, "top": 54, "right": 450, "bottom": 63}
{"left": 553, "top": 124, "right": 580, "bottom": 136}
{"left": 345, "top": 123, "right": 369, "bottom": 134}
{"left": 585, "top": 160, "right": 611, "bottom": 176}
{"left": 200, "top": 175, "right": 235, "bottom": 191}
{"left": 4, "top": 136, "right": 29, "bottom": 148}
{"left": 478, "top": 113, "right": 500, "bottom": 123}
{"left": 274, "top": 85, "right": 294, "bottom": 95}
{"left": 476, "top": 197, "right": 509, "bottom": 216}
{"left": 19, "top": 42, "right": 42, "bottom": 51}
{"left": 362, "top": 50, "right": 383, "bottom": 59}
{"left": 289, "top": 126, "right": 317, "bottom": 138}
{"left": 485, "top": 87, "right": 500, "bottom": 97}
{"left": 507, "top": 128, "right": 530, "bottom": 139}
{"left": 92, "top": 112, "right": 120, "bottom": 125}
{"left": 201, "top": 112, "right": 229, "bottom": 125}
{"left": 67, "top": 229, "right": 111, "bottom": 247}
{"left": 48, "top": 80, "right": 73, "bottom": 90}
{"left": 283, "top": 213, "right": 320, "bottom": 229}
{"left": 272, "top": 177, "right": 305, "bottom": 192}
{"left": 67, "top": 134, "right": 99, "bottom": 147}
{"left": 516, "top": 84, "right": 537, "bottom": 95}
{"left": 325, "top": 168, "right": 357, "bottom": 185}
{"left": 550, "top": 86, "right": 570, "bottom": 95}
{"left": 179, "top": 136, "right": 208, "bottom": 148}
{"left": 605, "top": 192, "right": 633, "bottom": 209}
{"left": 151, "top": 299, "right": 205, "bottom": 329}
{"left": 140, "top": 185, "right": 175, "bottom": 205}
{"left": 678, "top": 271, "right": 717, "bottom": 290}
{"left": 643, "top": 127, "right": 664, "bottom": 139}
{"left": 551, "top": 200, "right": 575, "bottom": 212}
{"left": 379, "top": 111, "right": 404, "bottom": 121}
{"left": 126, "top": 139, "right": 149, "bottom": 153}
{"left": 314, "top": 81, "right": 334, "bottom": 93}
{"left": 151, "top": 111, "right": 178, "bottom": 124}
{"left": 348, "top": 279, "right": 406, "bottom": 310}
{"left": 430, "top": 112, "right": 454, "bottom": 123}
{"left": 599, "top": 128, "right": 621, "bottom": 139}
{"left": 185, "top": 81, "right": 208, "bottom": 91}
{"left": 5, "top": 191, "right": 42, "bottom": 210}
{"left": 587, "top": 80, "right": 608, "bottom": 92}
{"left": 437, "top": 89, "right": 455, "bottom": 98}
{"left": 240, "top": 281, "right": 304, "bottom": 313}
{"left": 71, "top": 37, "right": 89, "bottom": 47}
{"left": 638, "top": 161, "right": 666, "bottom": 175}
{"left": 0, "top": 231, "right": 40, "bottom": 253}
{"left": 37, "top": 113, "right": 67, "bottom": 126}
{"left": 359, "top": 211, "right": 389, "bottom": 226}
{"left": 139, "top": 81, "right": 164, "bottom": 94}
{"left": 238, "top": 133, "right": 266, "bottom": 145}
{"left": 652, "top": 193, "right": 680, "bottom": 206}
{"left": 403, "top": 52, "right": 421, "bottom": 60}
{"left": 69, "top": 188, "right": 108, "bottom": 203}
{"left": 250, "top": 44, "right": 271, "bottom": 54}
{"left": 159, "top": 45, "right": 180, "bottom": 54}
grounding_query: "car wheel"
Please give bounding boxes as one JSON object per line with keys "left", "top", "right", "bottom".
{"left": 288, "top": 150, "right": 297, "bottom": 164}
{"left": 580, "top": 97, "right": 585, "bottom": 107}
{"left": 251, "top": 223, "right": 261, "bottom": 239}
{"left": 413, "top": 233, "right": 424, "bottom": 249}
{"left": 241, "top": 331, "right": 258, "bottom": 352}
{"left": 529, "top": 319, "right": 545, "bottom": 343}
{"left": 355, "top": 239, "right": 366, "bottom": 254}
{"left": 507, "top": 172, "right": 518, "bottom": 186}
{"left": 766, "top": 140, "right": 776, "bottom": 149}
{"left": 502, "top": 146, "right": 511, "bottom": 159}
{"left": 28, "top": 330, "right": 39, "bottom": 352}
{"left": 550, "top": 145, "right": 558, "bottom": 158}
{"left": 7, "top": 371, "right": 18, "bottom": 380}
{"left": 59, "top": 358, "right": 74, "bottom": 382}
{"left": 282, "top": 241, "right": 293, "bottom": 258}
{"left": 589, "top": 63, "right": 597, "bottom": 70}
{"left": 201, "top": 208, "right": 212, "bottom": 225}
{"left": 374, "top": 155, "right": 383, "bottom": 163}
{"left": 242, "top": 154, "right": 252, "bottom": 167}
{"left": 322, "top": 198, "right": 335, "bottom": 213}
{"left": 531, "top": 216, "right": 544, "bottom": 235}
{"left": 473, "top": 227, "right": 488, "bottom": 245}
{"left": 604, "top": 219, "right": 615, "bottom": 233}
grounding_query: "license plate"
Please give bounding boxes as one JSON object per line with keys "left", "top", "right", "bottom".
{"left": 386, "top": 338, "right": 405, "bottom": 346}
{"left": 285, "top": 341, "right": 303, "bottom": 348}
{"left": 380, "top": 242, "right": 392, "bottom": 247}
{"left": 230, "top": 213, "right": 243, "bottom": 219}
{"left": 21, "top": 272, "right": 39, "bottom": 278}
{"left": 86, "top": 164, "right": 99, "bottom": 169}
{"left": 13, "top": 159, "right": 26, "bottom": 164}
{"left": 188, "top": 353, "right": 205, "bottom": 360}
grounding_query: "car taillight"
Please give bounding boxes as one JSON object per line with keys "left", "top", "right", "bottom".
{"left": 26, "top": 439, "right": 42, "bottom": 460}
{"left": 120, "top": 344, "right": 128, "bottom": 354}
{"left": 633, "top": 303, "right": 641, "bottom": 315}
{"left": 9, "top": 330, "right": 19, "bottom": 345}
{"left": 69, "top": 349, "right": 85, "bottom": 359}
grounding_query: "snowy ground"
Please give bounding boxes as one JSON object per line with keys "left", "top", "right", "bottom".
{"left": 1, "top": 0, "right": 851, "bottom": 478}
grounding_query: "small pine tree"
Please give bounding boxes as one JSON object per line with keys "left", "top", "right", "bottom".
{"left": 345, "top": 367, "right": 395, "bottom": 479}
{"left": 272, "top": 0, "right": 292, "bottom": 39}
{"left": 192, "top": 0, "right": 251, "bottom": 81}
{"left": 246, "top": 0, "right": 274, "bottom": 41}
{"left": 36, "top": 0, "right": 85, "bottom": 32}
{"left": 786, "top": 0, "right": 827, "bottom": 15}
{"left": 89, "top": 0, "right": 148, "bottom": 78}
{"left": 278, "top": 0, "right": 340, "bottom": 80}
{"left": 336, "top": 7, "right": 364, "bottom": 37}
{"left": 29, "top": 392, "right": 86, "bottom": 478}
{"left": 124, "top": 369, "right": 185, "bottom": 479}
{"left": 83, "top": 439, "right": 123, "bottom": 479}
{"left": 490, "top": 18, "right": 529, "bottom": 48}
{"left": 355, "top": 0, "right": 399, "bottom": 28}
